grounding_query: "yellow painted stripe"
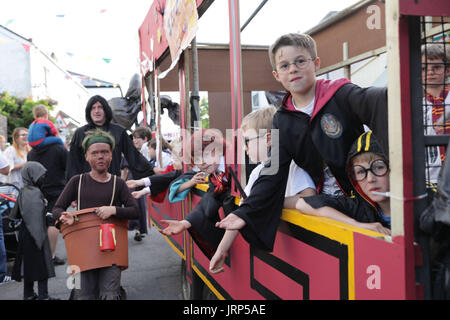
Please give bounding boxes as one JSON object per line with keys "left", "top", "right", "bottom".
{"left": 151, "top": 219, "right": 185, "bottom": 260}
{"left": 364, "top": 131, "right": 372, "bottom": 151}
{"left": 281, "top": 209, "right": 388, "bottom": 240}
{"left": 192, "top": 265, "right": 225, "bottom": 300}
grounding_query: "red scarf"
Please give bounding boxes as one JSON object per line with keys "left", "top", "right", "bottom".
{"left": 209, "top": 167, "right": 229, "bottom": 194}
{"left": 426, "top": 86, "right": 449, "bottom": 162}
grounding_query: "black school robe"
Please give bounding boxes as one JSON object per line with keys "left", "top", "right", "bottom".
{"left": 184, "top": 174, "right": 235, "bottom": 260}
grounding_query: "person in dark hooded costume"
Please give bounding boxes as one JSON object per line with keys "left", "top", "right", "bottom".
{"left": 9, "top": 161, "right": 57, "bottom": 300}
{"left": 292, "top": 131, "right": 392, "bottom": 235}
{"left": 66, "top": 95, "right": 154, "bottom": 182}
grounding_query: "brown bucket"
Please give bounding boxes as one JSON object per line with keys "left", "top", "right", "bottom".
{"left": 60, "top": 208, "right": 129, "bottom": 273}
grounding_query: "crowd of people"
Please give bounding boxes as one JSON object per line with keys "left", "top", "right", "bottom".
{"left": 0, "top": 32, "right": 448, "bottom": 300}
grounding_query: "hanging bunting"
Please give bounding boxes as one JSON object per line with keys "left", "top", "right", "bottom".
{"left": 102, "top": 58, "right": 111, "bottom": 63}
{"left": 21, "top": 43, "right": 31, "bottom": 51}
{"left": 56, "top": 14, "right": 65, "bottom": 18}
{"left": 5, "top": 19, "right": 14, "bottom": 26}
{"left": 99, "top": 9, "right": 107, "bottom": 14}
{"left": 66, "top": 52, "right": 74, "bottom": 57}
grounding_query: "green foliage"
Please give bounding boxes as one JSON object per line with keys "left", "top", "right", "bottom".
{"left": 199, "top": 96, "right": 209, "bottom": 129}
{"left": 0, "top": 92, "right": 57, "bottom": 142}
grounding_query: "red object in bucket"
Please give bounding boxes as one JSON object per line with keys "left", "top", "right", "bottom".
{"left": 100, "top": 224, "right": 116, "bottom": 252}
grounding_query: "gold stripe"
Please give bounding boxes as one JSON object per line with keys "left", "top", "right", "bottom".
{"left": 151, "top": 219, "right": 185, "bottom": 260}
{"left": 364, "top": 131, "right": 372, "bottom": 151}
{"left": 357, "top": 133, "right": 363, "bottom": 152}
{"left": 192, "top": 265, "right": 225, "bottom": 300}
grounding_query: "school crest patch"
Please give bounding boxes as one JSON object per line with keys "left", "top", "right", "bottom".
{"left": 320, "top": 113, "right": 342, "bottom": 139}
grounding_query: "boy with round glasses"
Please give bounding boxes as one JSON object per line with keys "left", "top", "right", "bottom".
{"left": 294, "top": 131, "right": 391, "bottom": 235}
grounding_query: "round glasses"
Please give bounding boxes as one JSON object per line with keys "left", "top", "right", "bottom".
{"left": 421, "top": 64, "right": 445, "bottom": 74}
{"left": 351, "top": 159, "right": 389, "bottom": 182}
{"left": 277, "top": 57, "right": 314, "bottom": 73}
{"left": 243, "top": 133, "right": 266, "bottom": 148}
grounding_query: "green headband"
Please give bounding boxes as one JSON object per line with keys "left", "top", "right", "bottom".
{"left": 83, "top": 135, "right": 114, "bottom": 152}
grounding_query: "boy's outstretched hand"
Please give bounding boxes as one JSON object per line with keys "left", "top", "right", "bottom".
{"left": 132, "top": 189, "right": 148, "bottom": 199}
{"left": 160, "top": 219, "right": 191, "bottom": 236}
{"left": 215, "top": 213, "right": 246, "bottom": 230}
{"left": 209, "top": 250, "right": 227, "bottom": 274}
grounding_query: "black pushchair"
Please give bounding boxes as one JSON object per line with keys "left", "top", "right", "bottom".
{"left": 0, "top": 182, "right": 20, "bottom": 261}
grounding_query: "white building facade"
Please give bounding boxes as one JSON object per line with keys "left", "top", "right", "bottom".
{"left": 0, "top": 25, "right": 89, "bottom": 125}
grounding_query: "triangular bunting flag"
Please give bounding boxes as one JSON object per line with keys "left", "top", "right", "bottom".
{"left": 103, "top": 58, "right": 111, "bottom": 64}
{"left": 5, "top": 19, "right": 14, "bottom": 26}
{"left": 22, "top": 43, "right": 31, "bottom": 52}
{"left": 100, "top": 9, "right": 107, "bottom": 13}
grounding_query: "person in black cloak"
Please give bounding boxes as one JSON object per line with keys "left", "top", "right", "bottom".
{"left": 66, "top": 95, "right": 154, "bottom": 182}
{"left": 9, "top": 161, "right": 57, "bottom": 300}
{"left": 420, "top": 140, "right": 450, "bottom": 299}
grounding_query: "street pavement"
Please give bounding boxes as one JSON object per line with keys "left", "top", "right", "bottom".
{"left": 0, "top": 224, "right": 183, "bottom": 300}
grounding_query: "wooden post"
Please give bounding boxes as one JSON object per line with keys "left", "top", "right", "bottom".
{"left": 228, "top": 0, "right": 245, "bottom": 196}
{"left": 343, "top": 42, "right": 351, "bottom": 80}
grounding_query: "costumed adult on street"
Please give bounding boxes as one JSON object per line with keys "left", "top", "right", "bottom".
{"left": 52, "top": 129, "right": 139, "bottom": 300}
{"left": 9, "top": 161, "right": 57, "bottom": 300}
{"left": 66, "top": 95, "right": 154, "bottom": 181}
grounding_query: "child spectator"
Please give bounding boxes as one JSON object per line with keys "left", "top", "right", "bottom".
{"left": 421, "top": 43, "right": 450, "bottom": 183}
{"left": 210, "top": 105, "right": 316, "bottom": 273}
{"left": 148, "top": 136, "right": 173, "bottom": 173}
{"left": 132, "top": 126, "right": 152, "bottom": 161}
{"left": 27, "top": 105, "right": 64, "bottom": 149}
{"left": 216, "top": 33, "right": 388, "bottom": 252}
{"left": 293, "top": 131, "right": 391, "bottom": 236}
{"left": 9, "top": 161, "right": 57, "bottom": 300}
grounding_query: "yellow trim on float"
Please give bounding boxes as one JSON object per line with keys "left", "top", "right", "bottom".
{"left": 151, "top": 219, "right": 186, "bottom": 260}
{"left": 192, "top": 264, "right": 225, "bottom": 300}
